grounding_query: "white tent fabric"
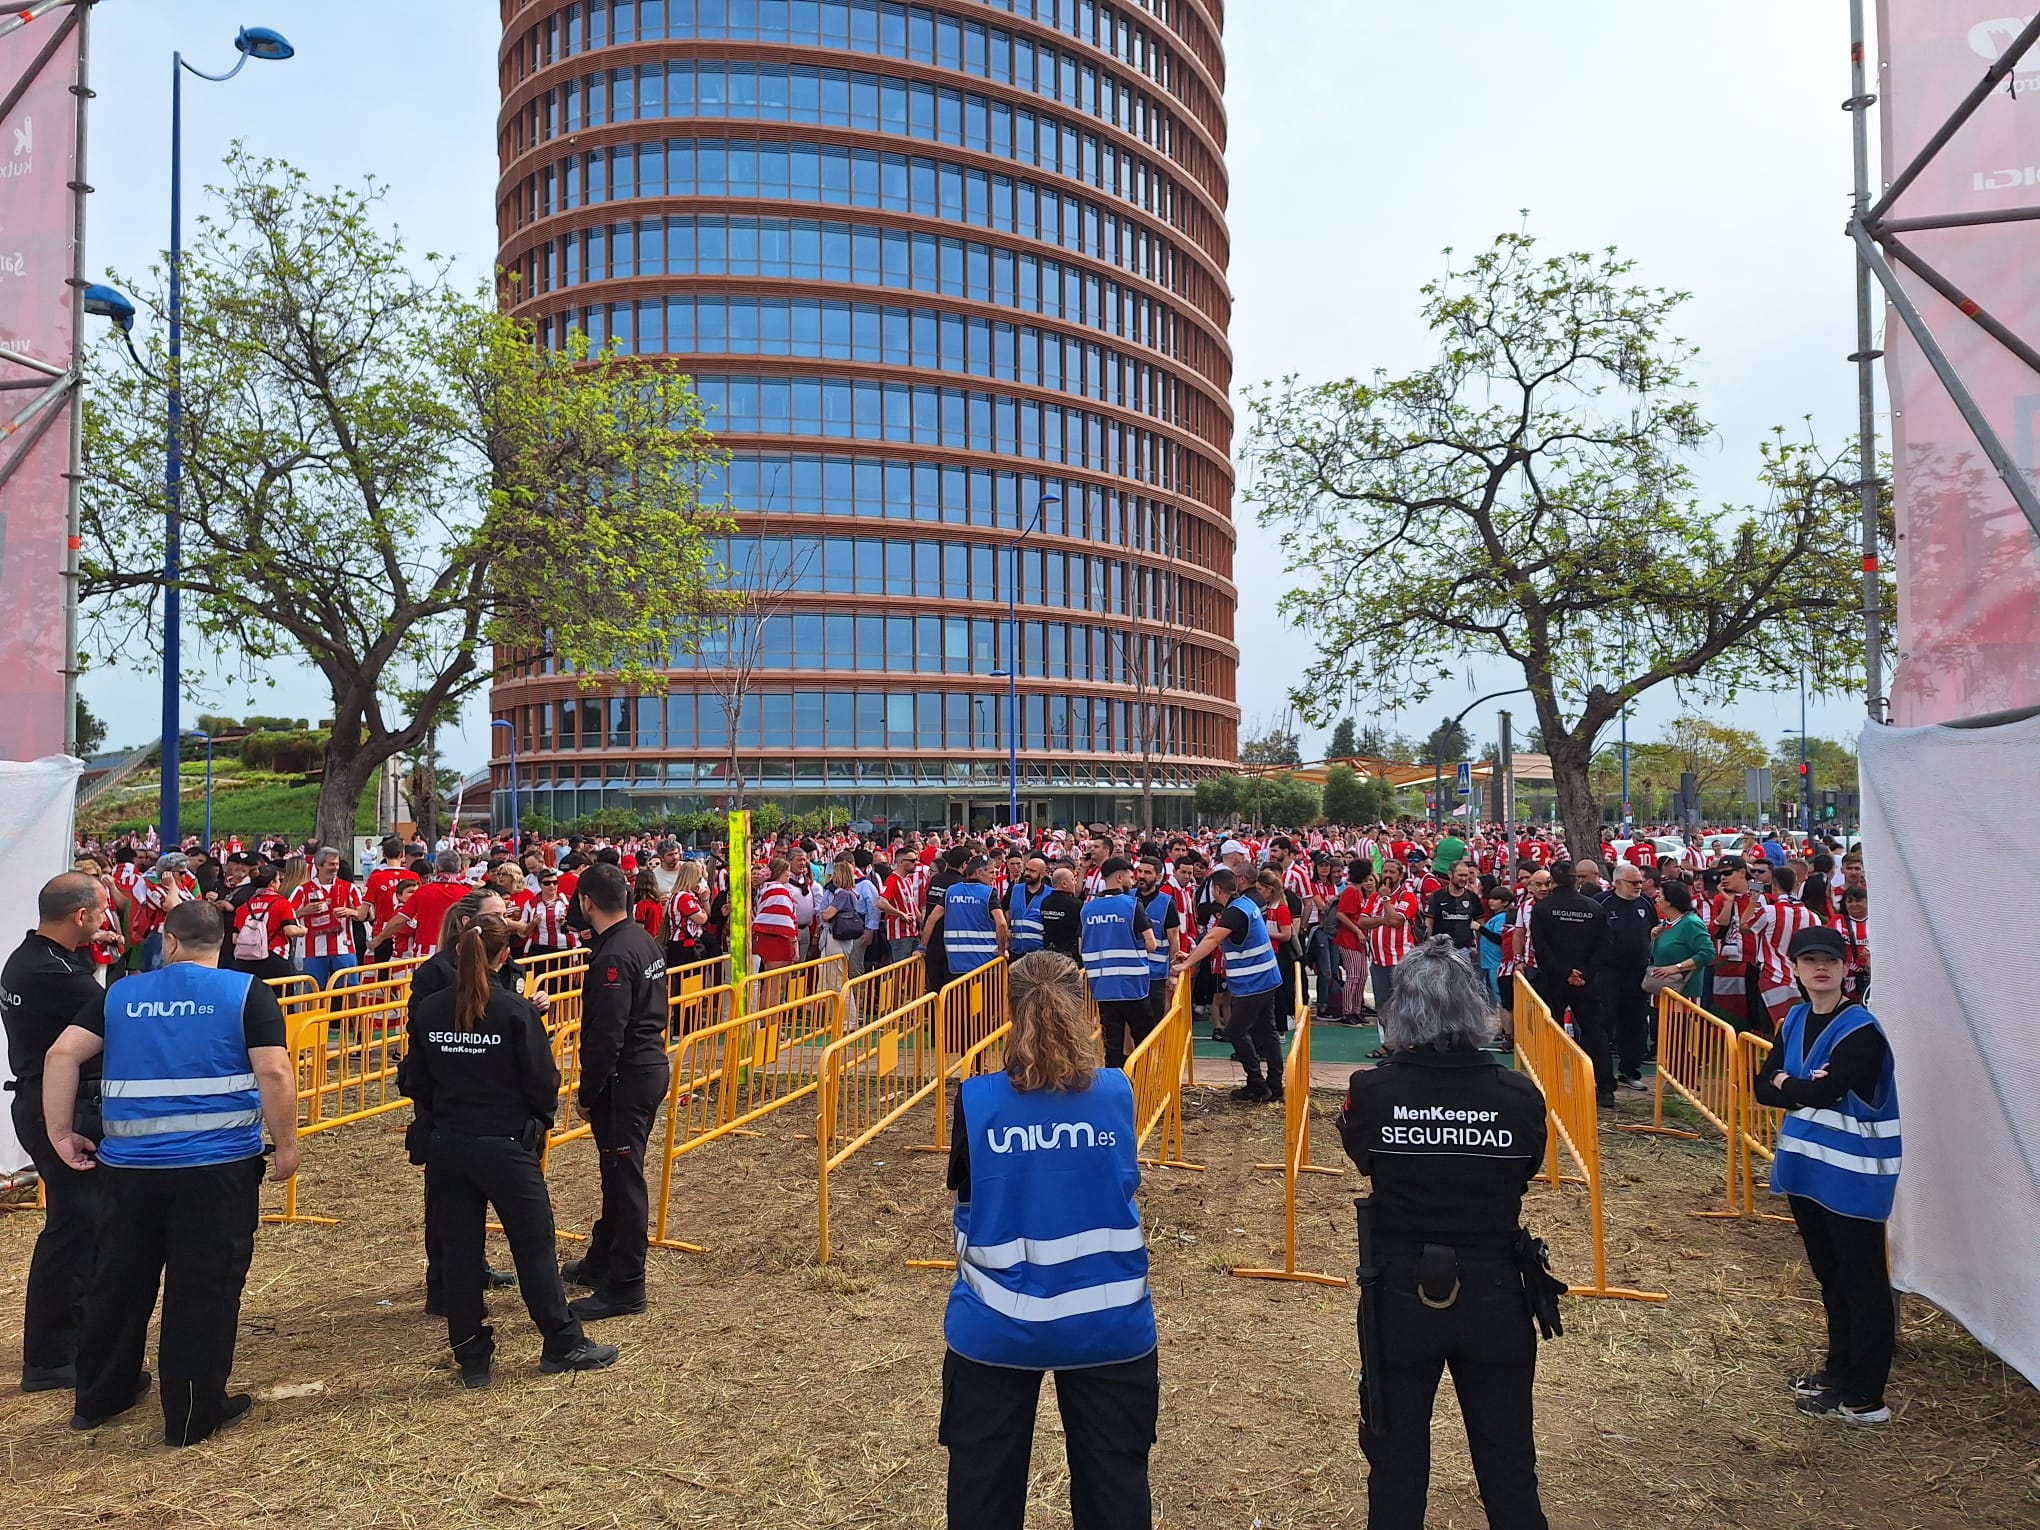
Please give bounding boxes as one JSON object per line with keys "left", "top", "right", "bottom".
{"left": 1859, "top": 715, "right": 2040, "bottom": 1386}
{"left": 0, "top": 755, "right": 82, "bottom": 1175}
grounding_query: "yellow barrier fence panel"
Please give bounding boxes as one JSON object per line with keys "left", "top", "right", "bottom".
{"left": 842, "top": 952, "right": 925, "bottom": 1034}
{"left": 672, "top": 952, "right": 733, "bottom": 996}
{"left": 1733, "top": 1032, "right": 1792, "bottom": 1221}
{"left": 917, "top": 960, "right": 1010, "bottom": 1154}
{"left": 723, "top": 988, "right": 843, "bottom": 1133}
{"left": 1233, "top": 982, "right": 1348, "bottom": 1286}
{"left": 518, "top": 948, "right": 588, "bottom": 996}
{"left": 261, "top": 1004, "right": 345, "bottom": 1228}
{"left": 904, "top": 1019, "right": 1013, "bottom": 1271}
{"left": 1512, "top": 984, "right": 1667, "bottom": 1303}
{"left": 267, "top": 974, "right": 326, "bottom": 1037}
{"left": 647, "top": 1000, "right": 773, "bottom": 1254}
{"left": 1126, "top": 973, "right": 1200, "bottom": 1170}
{"left": 1619, "top": 990, "right": 1746, "bottom": 1216}
{"left": 743, "top": 952, "right": 843, "bottom": 1015}
{"left": 817, "top": 991, "right": 945, "bottom": 1262}
{"left": 327, "top": 955, "right": 423, "bottom": 995}
{"left": 669, "top": 981, "right": 737, "bottom": 1041}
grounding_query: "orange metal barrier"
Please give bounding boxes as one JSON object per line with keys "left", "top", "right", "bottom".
{"left": 816, "top": 990, "right": 945, "bottom": 1262}
{"left": 1232, "top": 980, "right": 1346, "bottom": 1286}
{"left": 1731, "top": 1032, "right": 1791, "bottom": 1221}
{"left": 841, "top": 952, "right": 924, "bottom": 1031}
{"left": 648, "top": 984, "right": 841, "bottom": 1253}
{"left": 1125, "top": 974, "right": 1200, "bottom": 1171}
{"left": 1619, "top": 990, "right": 1745, "bottom": 1214}
{"left": 743, "top": 951, "right": 844, "bottom": 1015}
{"left": 1511, "top": 983, "right": 1667, "bottom": 1303}
{"left": 903, "top": 1018, "right": 1014, "bottom": 1272}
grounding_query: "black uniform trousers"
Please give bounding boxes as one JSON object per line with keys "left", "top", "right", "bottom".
{"left": 1787, "top": 1195, "right": 1895, "bottom": 1406}
{"left": 75, "top": 1156, "right": 261, "bottom": 1447}
{"left": 939, "top": 1346, "right": 1159, "bottom": 1530}
{"left": 1361, "top": 1259, "right": 1548, "bottom": 1530}
{"left": 1272, "top": 946, "right": 1299, "bottom": 1029}
{"left": 582, "top": 1061, "right": 670, "bottom": 1299}
{"left": 10, "top": 1092, "right": 103, "bottom": 1376}
{"left": 1530, "top": 970, "right": 1614, "bottom": 1100}
{"left": 1096, "top": 998, "right": 1153, "bottom": 1071}
{"left": 427, "top": 1132, "right": 584, "bottom": 1365}
{"left": 1222, "top": 987, "right": 1282, "bottom": 1090}
{"left": 1596, "top": 969, "right": 1651, "bottom": 1080}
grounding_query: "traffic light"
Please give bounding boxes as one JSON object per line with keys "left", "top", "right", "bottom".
{"left": 1797, "top": 762, "right": 1811, "bottom": 781}
{"left": 1821, "top": 788, "right": 1838, "bottom": 819}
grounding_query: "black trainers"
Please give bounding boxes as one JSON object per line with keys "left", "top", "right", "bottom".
{"left": 1788, "top": 1369, "right": 1838, "bottom": 1398}
{"left": 541, "top": 1339, "right": 621, "bottom": 1374}
{"left": 1795, "top": 1388, "right": 1889, "bottom": 1424}
{"left": 1264, "top": 1088, "right": 1285, "bottom": 1105}
{"left": 459, "top": 1356, "right": 495, "bottom": 1390}
{"left": 1597, "top": 1093, "right": 1617, "bottom": 1109}
{"left": 217, "top": 1394, "right": 254, "bottom": 1433}
{"left": 1230, "top": 1082, "right": 1271, "bottom": 1103}
{"left": 560, "top": 1258, "right": 597, "bottom": 1288}
{"left": 70, "top": 1371, "right": 152, "bottom": 1431}
{"left": 484, "top": 1266, "right": 518, "bottom": 1290}
{"left": 20, "top": 1363, "right": 75, "bottom": 1394}
{"left": 568, "top": 1289, "right": 648, "bottom": 1323}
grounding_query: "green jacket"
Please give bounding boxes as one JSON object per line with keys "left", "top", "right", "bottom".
{"left": 1650, "top": 913, "right": 1716, "bottom": 1003}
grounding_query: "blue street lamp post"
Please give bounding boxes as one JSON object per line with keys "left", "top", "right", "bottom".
{"left": 492, "top": 719, "right": 519, "bottom": 844}
{"left": 158, "top": 25, "right": 295, "bottom": 849}
{"left": 1005, "top": 492, "right": 1060, "bottom": 833}
{"left": 187, "top": 730, "right": 214, "bottom": 849}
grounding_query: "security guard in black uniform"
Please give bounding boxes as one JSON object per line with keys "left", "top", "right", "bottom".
{"left": 1336, "top": 936, "right": 1557, "bottom": 1530}
{"left": 561, "top": 862, "right": 671, "bottom": 1321}
{"left": 402, "top": 888, "right": 518, "bottom": 1313}
{"left": 404, "top": 914, "right": 616, "bottom": 1388}
{"left": 2, "top": 873, "right": 117, "bottom": 1392}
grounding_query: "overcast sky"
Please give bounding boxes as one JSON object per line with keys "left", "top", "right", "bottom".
{"left": 71, "top": 0, "right": 1879, "bottom": 771}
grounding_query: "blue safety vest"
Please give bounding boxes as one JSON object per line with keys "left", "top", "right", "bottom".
{"left": 1080, "top": 892, "right": 1150, "bottom": 1003}
{"left": 1007, "top": 882, "right": 1050, "bottom": 956}
{"left": 1220, "top": 895, "right": 1282, "bottom": 997}
{"left": 1144, "top": 890, "right": 1177, "bottom": 983}
{"left": 1768, "top": 1002, "right": 1900, "bottom": 1220}
{"left": 945, "top": 1069, "right": 1155, "bottom": 1370}
{"left": 942, "top": 881, "right": 1000, "bottom": 974}
{"left": 98, "top": 963, "right": 264, "bottom": 1169}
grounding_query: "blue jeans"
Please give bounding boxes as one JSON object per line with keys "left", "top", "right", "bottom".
{"left": 301, "top": 953, "right": 357, "bottom": 989}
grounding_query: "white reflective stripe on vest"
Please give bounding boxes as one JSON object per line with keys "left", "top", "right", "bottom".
{"left": 101, "top": 1108, "right": 265, "bottom": 1138}
{"left": 1775, "top": 1136, "right": 1901, "bottom": 1175}
{"left": 101, "top": 1073, "right": 258, "bottom": 1099}
{"left": 1227, "top": 950, "right": 1278, "bottom": 977}
{"left": 1795, "top": 1107, "right": 1900, "bottom": 1139}
{"left": 948, "top": 936, "right": 999, "bottom": 952}
{"left": 955, "top": 1258, "right": 1150, "bottom": 1322}
{"left": 966, "top": 1224, "right": 1148, "bottom": 1270}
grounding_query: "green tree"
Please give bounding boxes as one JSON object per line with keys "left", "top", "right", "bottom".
{"left": 1240, "top": 724, "right": 1302, "bottom": 767}
{"left": 1323, "top": 763, "right": 1396, "bottom": 826}
{"left": 1241, "top": 771, "right": 1321, "bottom": 828}
{"left": 1353, "top": 724, "right": 1417, "bottom": 761}
{"left": 74, "top": 698, "right": 107, "bottom": 756}
{"left": 1246, "top": 231, "right": 1887, "bottom": 860}
{"left": 1419, "top": 715, "right": 1471, "bottom": 766}
{"left": 1194, "top": 773, "right": 1243, "bottom": 820}
{"left": 1660, "top": 715, "right": 1768, "bottom": 801}
{"left": 1326, "top": 718, "right": 1358, "bottom": 759}
{"left": 80, "top": 153, "right": 731, "bottom": 850}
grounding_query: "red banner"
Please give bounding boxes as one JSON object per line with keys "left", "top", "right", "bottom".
{"left": 1877, "top": 5, "right": 2040, "bottom": 723}
{"left": 0, "top": 8, "right": 80, "bottom": 759}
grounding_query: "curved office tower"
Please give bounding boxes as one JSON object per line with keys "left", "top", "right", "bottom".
{"left": 492, "top": 0, "right": 1237, "bottom": 832}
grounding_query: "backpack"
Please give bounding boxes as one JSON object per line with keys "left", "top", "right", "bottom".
{"left": 830, "top": 889, "right": 867, "bottom": 941}
{"left": 234, "top": 900, "right": 271, "bottom": 961}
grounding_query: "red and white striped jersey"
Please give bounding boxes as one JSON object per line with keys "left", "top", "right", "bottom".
{"left": 1082, "top": 868, "right": 1106, "bottom": 899}
{"left": 1366, "top": 889, "right": 1424, "bottom": 969}
{"left": 755, "top": 880, "right": 800, "bottom": 941}
{"left": 1308, "top": 877, "right": 1339, "bottom": 926}
{"left": 1282, "top": 860, "right": 1313, "bottom": 911}
{"left": 1505, "top": 893, "right": 1537, "bottom": 976}
{"left": 878, "top": 874, "right": 917, "bottom": 941}
{"left": 1831, "top": 914, "right": 1870, "bottom": 988}
{"left": 292, "top": 876, "right": 359, "bottom": 958}
{"left": 518, "top": 891, "right": 578, "bottom": 950}
{"left": 1755, "top": 896, "right": 1819, "bottom": 1000}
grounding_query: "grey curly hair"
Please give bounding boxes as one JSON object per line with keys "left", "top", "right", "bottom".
{"left": 1381, "top": 936, "right": 1499, "bottom": 1051}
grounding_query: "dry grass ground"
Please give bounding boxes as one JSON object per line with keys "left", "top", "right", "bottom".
{"left": 1, "top": 1086, "right": 2035, "bottom": 1529}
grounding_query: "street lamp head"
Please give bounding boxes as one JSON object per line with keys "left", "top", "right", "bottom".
{"left": 82, "top": 284, "right": 136, "bottom": 334}
{"left": 187, "top": 730, "right": 210, "bottom": 742}
{"left": 235, "top": 26, "right": 295, "bottom": 62}
{"left": 490, "top": 719, "right": 514, "bottom": 730}
{"left": 1036, "top": 491, "right": 1061, "bottom": 506}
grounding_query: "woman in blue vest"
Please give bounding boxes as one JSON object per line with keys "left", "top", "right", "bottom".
{"left": 941, "top": 951, "right": 1158, "bottom": 1530}
{"left": 1753, "top": 924, "right": 1900, "bottom": 1425}
{"left": 1172, "top": 867, "right": 1286, "bottom": 1102}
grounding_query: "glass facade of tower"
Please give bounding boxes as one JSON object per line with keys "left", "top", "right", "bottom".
{"left": 491, "top": 0, "right": 1237, "bottom": 831}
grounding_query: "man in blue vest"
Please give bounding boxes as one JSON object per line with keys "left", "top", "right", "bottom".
{"left": 1080, "top": 857, "right": 1160, "bottom": 1068}
{"left": 918, "top": 856, "right": 1008, "bottom": 977}
{"left": 1004, "top": 856, "right": 1051, "bottom": 958}
{"left": 41, "top": 900, "right": 300, "bottom": 1446}
{"left": 1753, "top": 924, "right": 1899, "bottom": 1425}
{"left": 1173, "top": 868, "right": 1286, "bottom": 1103}
{"left": 1135, "top": 856, "right": 1183, "bottom": 1029}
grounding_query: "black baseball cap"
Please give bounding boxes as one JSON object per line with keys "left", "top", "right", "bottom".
{"left": 1787, "top": 925, "right": 1848, "bottom": 961}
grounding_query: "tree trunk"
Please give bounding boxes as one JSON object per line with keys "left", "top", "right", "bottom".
{"left": 1546, "top": 734, "right": 1603, "bottom": 864}
{"left": 314, "top": 740, "right": 381, "bottom": 857}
